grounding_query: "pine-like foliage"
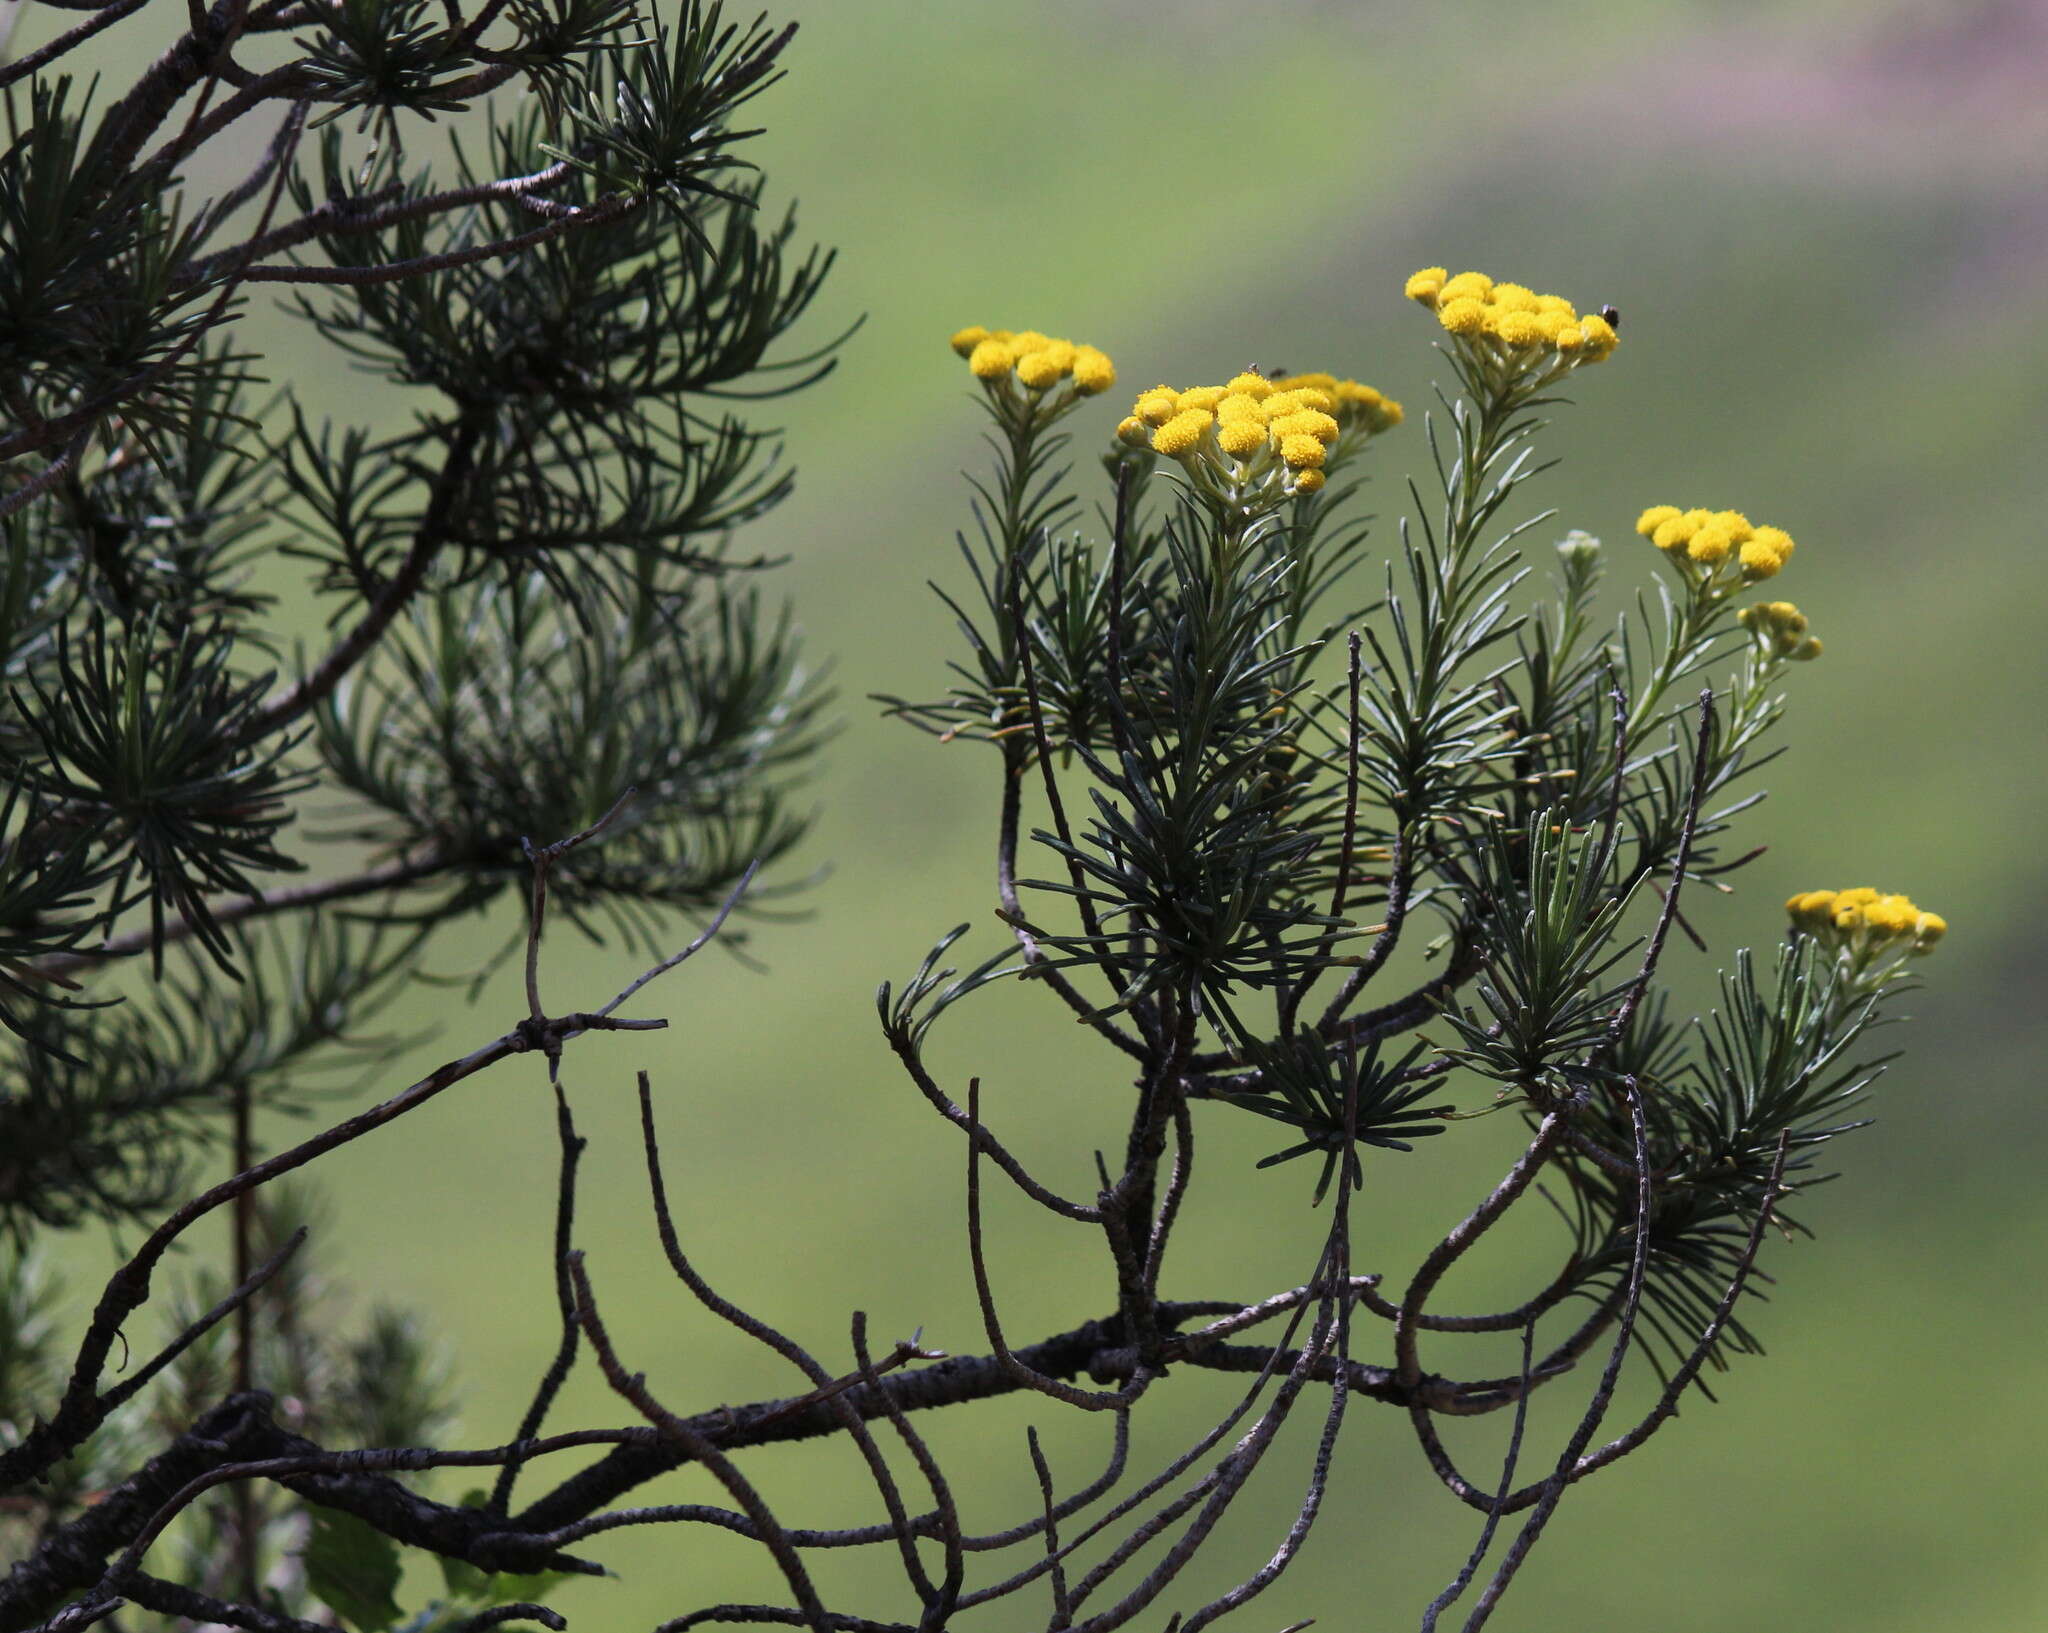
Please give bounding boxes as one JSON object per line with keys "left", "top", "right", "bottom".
{"left": 0, "top": 12, "right": 1945, "bottom": 1632}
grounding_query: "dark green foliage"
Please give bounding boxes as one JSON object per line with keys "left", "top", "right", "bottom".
{"left": 12, "top": 617, "right": 310, "bottom": 968}
{"left": 0, "top": 918, "right": 409, "bottom": 1239}
{"left": 0, "top": 2, "right": 838, "bottom": 1622}
{"left": 316, "top": 573, "right": 824, "bottom": 944}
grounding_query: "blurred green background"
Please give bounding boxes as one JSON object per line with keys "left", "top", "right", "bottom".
{"left": 30, "top": 0, "right": 2048, "bottom": 1627}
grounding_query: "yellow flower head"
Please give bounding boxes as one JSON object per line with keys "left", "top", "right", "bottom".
{"left": 1115, "top": 415, "right": 1150, "bottom": 448}
{"left": 1742, "top": 525, "right": 1796, "bottom": 580}
{"left": 969, "top": 337, "right": 1015, "bottom": 380}
{"left": 1134, "top": 386, "right": 1180, "bottom": 427}
{"left": 959, "top": 326, "right": 1115, "bottom": 412}
{"left": 1279, "top": 432, "right": 1327, "bottom": 470}
{"left": 1493, "top": 310, "right": 1544, "bottom": 348}
{"left": 1791, "top": 886, "right": 1946, "bottom": 960}
{"left": 1439, "top": 297, "right": 1489, "bottom": 337}
{"left": 1438, "top": 271, "right": 1494, "bottom": 304}
{"left": 1291, "top": 467, "right": 1327, "bottom": 494}
{"left": 1016, "top": 349, "right": 1067, "bottom": 390}
{"left": 1649, "top": 508, "right": 1706, "bottom": 553}
{"left": 1217, "top": 417, "right": 1268, "bottom": 457}
{"left": 1644, "top": 503, "right": 1798, "bottom": 595}
{"left": 1152, "top": 408, "right": 1212, "bottom": 456}
{"left": 1072, "top": 345, "right": 1116, "bottom": 394}
{"left": 1225, "top": 371, "right": 1275, "bottom": 400}
{"left": 1409, "top": 266, "right": 1618, "bottom": 380}
{"left": 1577, "top": 312, "right": 1618, "bottom": 358}
{"left": 1405, "top": 267, "right": 1449, "bottom": 304}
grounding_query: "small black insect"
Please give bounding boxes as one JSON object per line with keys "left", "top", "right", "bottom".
{"left": 1599, "top": 305, "right": 1621, "bottom": 331}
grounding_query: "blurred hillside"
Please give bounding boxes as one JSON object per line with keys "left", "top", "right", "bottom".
{"left": 23, "top": 0, "right": 2048, "bottom": 1628}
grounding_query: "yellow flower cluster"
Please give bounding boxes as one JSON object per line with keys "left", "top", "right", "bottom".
{"left": 1787, "top": 888, "right": 1946, "bottom": 958}
{"left": 950, "top": 327, "right": 1116, "bottom": 399}
{"left": 1264, "top": 372, "right": 1404, "bottom": 437}
{"left": 1403, "top": 267, "right": 1618, "bottom": 377}
{"left": 1736, "top": 600, "right": 1822, "bottom": 663}
{"left": 1635, "top": 506, "right": 1796, "bottom": 586}
{"left": 1114, "top": 371, "right": 1400, "bottom": 511}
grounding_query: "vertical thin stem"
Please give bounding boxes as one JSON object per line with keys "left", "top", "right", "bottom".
{"left": 230, "top": 1077, "right": 259, "bottom": 1606}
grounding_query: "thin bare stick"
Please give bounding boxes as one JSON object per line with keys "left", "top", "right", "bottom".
{"left": 1352, "top": 1255, "right": 1579, "bottom": 1334}
{"left": 523, "top": 788, "right": 638, "bottom": 1025}
{"left": 98, "top": 1229, "right": 307, "bottom": 1415}
{"left": 487, "top": 1080, "right": 588, "bottom": 1515}
{"left": 1395, "top": 1114, "right": 1565, "bottom": 1388}
{"left": 1418, "top": 1321, "right": 1537, "bottom": 1632}
{"left": 886, "top": 1042, "right": 1099, "bottom": 1221}
{"left": 597, "top": 858, "right": 757, "bottom": 1018}
{"left": 851, "top": 1313, "right": 962, "bottom": 1627}
{"left": 1027, "top": 1427, "right": 1074, "bottom": 1631}
{"left": 39, "top": 852, "right": 452, "bottom": 974}
{"left": 996, "top": 750, "right": 1145, "bottom": 1059}
{"left": 966, "top": 1079, "right": 1147, "bottom": 1412}
{"left": 0, "top": 1002, "right": 651, "bottom": 1490}
{"left": 0, "top": 0, "right": 155, "bottom": 92}
{"left": 237, "top": 195, "right": 634, "bottom": 284}
{"left": 1464, "top": 1082, "right": 1654, "bottom": 1628}
{"left": 0, "top": 429, "right": 92, "bottom": 523}
{"left": 569, "top": 1255, "right": 834, "bottom": 1633}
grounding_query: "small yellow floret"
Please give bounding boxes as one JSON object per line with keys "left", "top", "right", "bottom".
{"left": 1491, "top": 282, "right": 1538, "bottom": 313}
{"left": 950, "top": 326, "right": 991, "bottom": 357}
{"left": 1636, "top": 505, "right": 1681, "bottom": 538}
{"left": 1279, "top": 433, "right": 1327, "bottom": 470}
{"left": 1152, "top": 409, "right": 1212, "bottom": 456}
{"left": 1016, "top": 350, "right": 1067, "bottom": 390}
{"left": 1216, "top": 419, "right": 1266, "bottom": 456}
{"left": 1439, "top": 298, "right": 1489, "bottom": 337}
{"left": 1688, "top": 524, "right": 1736, "bottom": 565}
{"left": 1115, "top": 416, "right": 1150, "bottom": 448}
{"left": 1177, "top": 386, "right": 1227, "bottom": 412}
{"left": 1134, "top": 386, "right": 1180, "bottom": 426}
{"left": 1913, "top": 911, "right": 1947, "bottom": 950}
{"left": 1786, "top": 890, "right": 1839, "bottom": 930}
{"left": 1225, "top": 372, "right": 1274, "bottom": 400}
{"left": 1291, "top": 468, "right": 1326, "bottom": 494}
{"left": 1216, "top": 392, "right": 1266, "bottom": 423}
{"left": 1746, "top": 525, "right": 1795, "bottom": 571}
{"left": 1494, "top": 311, "right": 1544, "bottom": 347}
{"left": 1439, "top": 272, "right": 1493, "bottom": 303}
{"left": 1577, "top": 313, "right": 1618, "bottom": 356}
{"left": 1534, "top": 294, "right": 1575, "bottom": 317}
{"left": 1072, "top": 345, "right": 1116, "bottom": 394}
{"left": 1405, "top": 267, "right": 1449, "bottom": 304}
{"left": 968, "top": 338, "right": 1015, "bottom": 379}
{"left": 1555, "top": 326, "right": 1585, "bottom": 353}
{"left": 1010, "top": 330, "right": 1051, "bottom": 355}
{"left": 1271, "top": 408, "right": 1339, "bottom": 444}
{"left": 1651, "top": 509, "right": 1706, "bottom": 552}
